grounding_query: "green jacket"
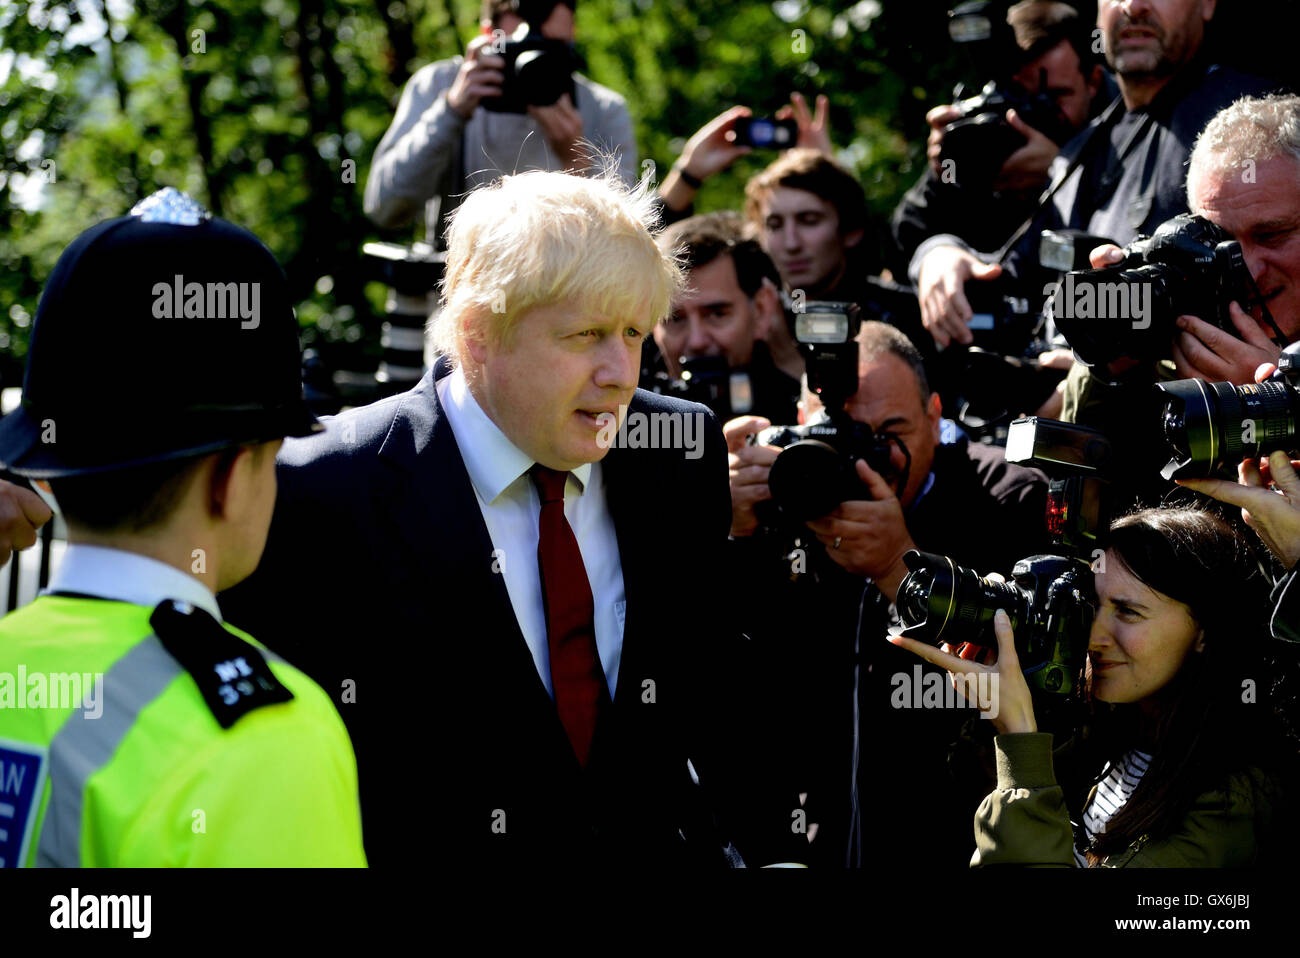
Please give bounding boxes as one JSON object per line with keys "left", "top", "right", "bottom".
{"left": 971, "top": 733, "right": 1277, "bottom": 867}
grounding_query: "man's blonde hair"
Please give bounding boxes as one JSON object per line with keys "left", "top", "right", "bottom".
{"left": 432, "top": 167, "right": 684, "bottom": 364}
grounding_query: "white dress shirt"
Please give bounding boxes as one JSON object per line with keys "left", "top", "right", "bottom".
{"left": 437, "top": 368, "right": 626, "bottom": 699}
{"left": 44, "top": 543, "right": 223, "bottom": 620}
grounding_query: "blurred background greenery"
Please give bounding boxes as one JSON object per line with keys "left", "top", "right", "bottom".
{"left": 0, "top": 0, "right": 1292, "bottom": 389}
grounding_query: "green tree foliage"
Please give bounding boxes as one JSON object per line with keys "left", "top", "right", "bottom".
{"left": 27, "top": 1, "right": 1300, "bottom": 389}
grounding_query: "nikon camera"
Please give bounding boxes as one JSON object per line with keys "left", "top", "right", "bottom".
{"left": 754, "top": 300, "right": 914, "bottom": 523}
{"left": 481, "top": 20, "right": 580, "bottom": 113}
{"left": 1156, "top": 341, "right": 1300, "bottom": 480}
{"left": 1048, "top": 213, "right": 1275, "bottom": 368}
{"left": 937, "top": 1, "right": 1079, "bottom": 190}
{"left": 894, "top": 418, "right": 1111, "bottom": 695}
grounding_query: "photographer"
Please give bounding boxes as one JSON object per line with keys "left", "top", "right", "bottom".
{"left": 728, "top": 321, "right": 1050, "bottom": 867}
{"left": 364, "top": 0, "right": 636, "bottom": 242}
{"left": 892, "top": 506, "right": 1297, "bottom": 866}
{"left": 911, "top": 0, "right": 1274, "bottom": 350}
{"left": 1062, "top": 94, "right": 1300, "bottom": 507}
{"left": 650, "top": 212, "right": 800, "bottom": 423}
{"left": 890, "top": 1, "right": 1109, "bottom": 278}
{"left": 742, "top": 149, "right": 870, "bottom": 306}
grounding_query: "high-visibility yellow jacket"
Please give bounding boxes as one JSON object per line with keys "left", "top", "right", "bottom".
{"left": 0, "top": 595, "right": 366, "bottom": 867}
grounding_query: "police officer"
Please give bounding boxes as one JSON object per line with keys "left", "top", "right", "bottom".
{"left": 0, "top": 188, "right": 366, "bottom": 867}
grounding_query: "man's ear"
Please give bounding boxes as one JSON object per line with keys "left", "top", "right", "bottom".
{"left": 841, "top": 228, "right": 864, "bottom": 251}
{"left": 752, "top": 279, "right": 782, "bottom": 341}
{"left": 206, "top": 447, "right": 249, "bottom": 520}
{"left": 927, "top": 391, "right": 943, "bottom": 441}
{"left": 1193, "top": 628, "right": 1207, "bottom": 654}
{"left": 1202, "top": 0, "right": 1217, "bottom": 24}
{"left": 463, "top": 310, "right": 491, "bottom": 365}
{"left": 1087, "top": 64, "right": 1104, "bottom": 100}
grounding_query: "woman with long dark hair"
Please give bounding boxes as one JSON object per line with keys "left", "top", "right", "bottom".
{"left": 891, "top": 505, "right": 1299, "bottom": 866}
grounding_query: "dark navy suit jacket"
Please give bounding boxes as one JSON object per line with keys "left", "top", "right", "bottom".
{"left": 222, "top": 362, "right": 800, "bottom": 867}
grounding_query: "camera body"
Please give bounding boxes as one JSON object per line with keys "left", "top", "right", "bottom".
{"left": 939, "top": 79, "right": 1077, "bottom": 190}
{"left": 1049, "top": 214, "right": 1252, "bottom": 367}
{"left": 1156, "top": 341, "right": 1300, "bottom": 479}
{"left": 895, "top": 418, "right": 1112, "bottom": 695}
{"left": 757, "top": 414, "right": 898, "bottom": 522}
{"left": 755, "top": 299, "right": 905, "bottom": 523}
{"left": 643, "top": 354, "right": 754, "bottom": 422}
{"left": 897, "top": 551, "right": 1094, "bottom": 695}
{"left": 481, "top": 23, "right": 579, "bottom": 114}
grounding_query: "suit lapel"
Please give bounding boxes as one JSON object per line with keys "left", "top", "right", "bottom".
{"left": 371, "top": 368, "right": 559, "bottom": 723}
{"left": 598, "top": 425, "right": 654, "bottom": 711}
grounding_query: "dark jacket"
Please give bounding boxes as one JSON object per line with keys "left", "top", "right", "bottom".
{"left": 222, "top": 364, "right": 804, "bottom": 867}
{"left": 909, "top": 59, "right": 1279, "bottom": 298}
{"left": 734, "top": 436, "right": 1051, "bottom": 868}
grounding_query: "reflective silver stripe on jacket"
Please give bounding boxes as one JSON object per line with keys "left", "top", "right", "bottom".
{"left": 36, "top": 636, "right": 183, "bottom": 867}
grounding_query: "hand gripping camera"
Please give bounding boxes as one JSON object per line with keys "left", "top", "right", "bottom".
{"left": 481, "top": 20, "right": 581, "bottom": 114}
{"left": 1048, "top": 214, "right": 1282, "bottom": 368}
{"left": 937, "top": 1, "right": 1080, "bottom": 191}
{"left": 755, "top": 300, "right": 912, "bottom": 522}
{"left": 1156, "top": 341, "right": 1300, "bottom": 480}
{"left": 894, "top": 418, "right": 1111, "bottom": 695}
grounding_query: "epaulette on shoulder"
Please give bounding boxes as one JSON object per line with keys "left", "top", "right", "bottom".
{"left": 149, "top": 599, "right": 294, "bottom": 729}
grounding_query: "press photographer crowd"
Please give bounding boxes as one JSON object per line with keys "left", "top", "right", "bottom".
{"left": 6, "top": 0, "right": 1300, "bottom": 880}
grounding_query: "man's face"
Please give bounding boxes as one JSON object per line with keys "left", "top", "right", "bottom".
{"left": 839, "top": 353, "right": 942, "bottom": 508}
{"left": 655, "top": 254, "right": 766, "bottom": 378}
{"left": 1191, "top": 155, "right": 1300, "bottom": 341}
{"left": 494, "top": 3, "right": 574, "bottom": 40}
{"left": 467, "top": 300, "right": 647, "bottom": 471}
{"left": 759, "top": 187, "right": 861, "bottom": 296}
{"left": 1012, "top": 39, "right": 1099, "bottom": 131}
{"left": 1097, "top": 0, "right": 1215, "bottom": 78}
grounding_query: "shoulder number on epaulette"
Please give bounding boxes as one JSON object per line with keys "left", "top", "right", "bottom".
{"left": 150, "top": 599, "right": 294, "bottom": 730}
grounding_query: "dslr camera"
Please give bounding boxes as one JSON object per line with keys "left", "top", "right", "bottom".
{"left": 938, "top": 1, "right": 1078, "bottom": 190}
{"left": 1048, "top": 213, "right": 1273, "bottom": 368}
{"left": 1156, "top": 341, "right": 1300, "bottom": 480}
{"left": 895, "top": 418, "right": 1111, "bottom": 695}
{"left": 641, "top": 354, "right": 756, "bottom": 423}
{"left": 482, "top": 20, "right": 580, "bottom": 113}
{"left": 755, "top": 300, "right": 911, "bottom": 522}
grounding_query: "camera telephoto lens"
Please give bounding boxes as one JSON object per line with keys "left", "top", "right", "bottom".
{"left": 1156, "top": 378, "right": 1299, "bottom": 479}
{"left": 766, "top": 440, "right": 853, "bottom": 521}
{"left": 895, "top": 550, "right": 1026, "bottom": 646}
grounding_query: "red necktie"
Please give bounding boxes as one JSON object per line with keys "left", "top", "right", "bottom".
{"left": 531, "top": 465, "right": 605, "bottom": 767}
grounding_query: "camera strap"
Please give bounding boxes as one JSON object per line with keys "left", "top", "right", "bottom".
{"left": 992, "top": 95, "right": 1133, "bottom": 265}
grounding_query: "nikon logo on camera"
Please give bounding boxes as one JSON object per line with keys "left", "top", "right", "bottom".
{"left": 151, "top": 274, "right": 260, "bottom": 329}
{"left": 1044, "top": 273, "right": 1151, "bottom": 329}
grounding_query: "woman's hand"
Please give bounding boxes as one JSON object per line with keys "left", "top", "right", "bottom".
{"left": 888, "top": 604, "right": 1038, "bottom": 736}
{"left": 1178, "top": 450, "right": 1300, "bottom": 569}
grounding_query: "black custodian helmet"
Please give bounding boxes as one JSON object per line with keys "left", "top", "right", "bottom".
{"left": 0, "top": 188, "right": 320, "bottom": 478}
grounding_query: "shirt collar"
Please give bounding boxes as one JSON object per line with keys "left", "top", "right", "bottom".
{"left": 443, "top": 367, "right": 592, "bottom": 503}
{"left": 906, "top": 471, "right": 937, "bottom": 514}
{"left": 45, "top": 543, "right": 223, "bottom": 620}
